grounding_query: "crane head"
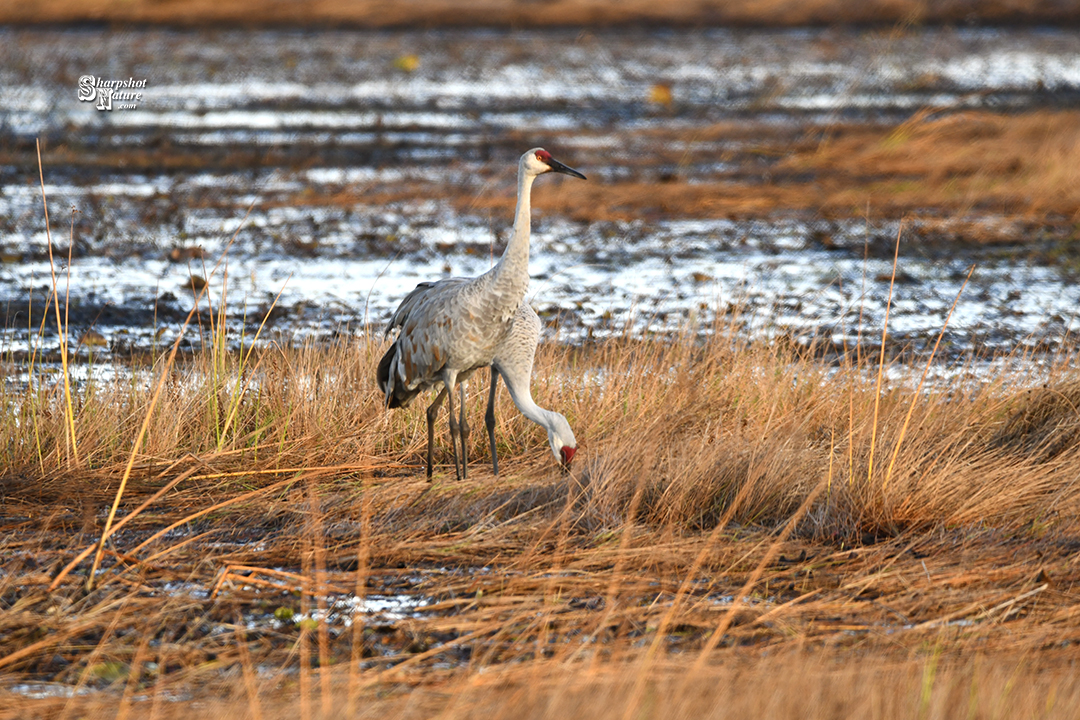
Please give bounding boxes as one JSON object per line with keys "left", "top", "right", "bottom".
{"left": 546, "top": 412, "right": 578, "bottom": 469}
{"left": 560, "top": 445, "right": 576, "bottom": 467}
{"left": 527, "top": 148, "right": 587, "bottom": 180}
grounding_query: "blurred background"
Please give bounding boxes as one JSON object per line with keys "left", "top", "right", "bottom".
{"left": 2, "top": 1, "right": 1079, "bottom": 362}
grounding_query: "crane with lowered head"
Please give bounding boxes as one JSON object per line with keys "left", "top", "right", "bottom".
{"left": 486, "top": 301, "right": 576, "bottom": 474}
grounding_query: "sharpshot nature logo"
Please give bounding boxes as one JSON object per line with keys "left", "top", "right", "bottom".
{"left": 77, "top": 75, "right": 147, "bottom": 111}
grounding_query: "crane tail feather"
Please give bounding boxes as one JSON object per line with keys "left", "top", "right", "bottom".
{"left": 376, "top": 340, "right": 422, "bottom": 409}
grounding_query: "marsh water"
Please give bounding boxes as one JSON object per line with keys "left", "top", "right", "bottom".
{"left": 2, "top": 27, "right": 1080, "bottom": 362}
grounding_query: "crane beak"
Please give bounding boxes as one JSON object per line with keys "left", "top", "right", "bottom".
{"left": 546, "top": 158, "right": 586, "bottom": 180}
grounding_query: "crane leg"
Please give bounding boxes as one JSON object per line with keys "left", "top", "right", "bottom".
{"left": 425, "top": 388, "right": 447, "bottom": 481}
{"left": 486, "top": 368, "right": 500, "bottom": 476}
{"left": 445, "top": 380, "right": 463, "bottom": 482}
{"left": 458, "top": 383, "right": 469, "bottom": 480}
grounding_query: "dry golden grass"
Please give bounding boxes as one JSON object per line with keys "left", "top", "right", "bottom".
{"left": 12, "top": 654, "right": 1080, "bottom": 719}
{"left": 4, "top": 287, "right": 1080, "bottom": 717}
{"left": 790, "top": 109, "right": 1080, "bottom": 221}
{"left": 0, "top": 0, "right": 1073, "bottom": 27}
{"left": 6, "top": 309, "right": 1080, "bottom": 539}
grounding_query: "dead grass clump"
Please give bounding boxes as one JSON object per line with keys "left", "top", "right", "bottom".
{"left": 990, "top": 381, "right": 1080, "bottom": 462}
{"left": 8, "top": 315, "right": 1080, "bottom": 543}
{"left": 792, "top": 110, "right": 1080, "bottom": 220}
{"left": 543, "top": 327, "right": 1080, "bottom": 540}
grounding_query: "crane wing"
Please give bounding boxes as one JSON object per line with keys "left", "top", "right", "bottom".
{"left": 384, "top": 278, "right": 469, "bottom": 337}
{"left": 378, "top": 277, "right": 473, "bottom": 407}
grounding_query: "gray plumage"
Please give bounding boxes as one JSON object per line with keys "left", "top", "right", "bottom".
{"left": 376, "top": 148, "right": 585, "bottom": 480}
{"left": 486, "top": 302, "right": 577, "bottom": 474}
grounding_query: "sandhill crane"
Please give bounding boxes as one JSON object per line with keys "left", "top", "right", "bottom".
{"left": 486, "top": 302, "right": 576, "bottom": 474}
{"left": 377, "top": 148, "right": 585, "bottom": 480}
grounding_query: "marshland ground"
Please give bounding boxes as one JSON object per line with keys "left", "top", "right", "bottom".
{"left": 3, "top": 7, "right": 1080, "bottom": 719}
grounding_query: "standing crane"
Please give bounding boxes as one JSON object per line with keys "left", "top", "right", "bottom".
{"left": 377, "top": 148, "right": 585, "bottom": 480}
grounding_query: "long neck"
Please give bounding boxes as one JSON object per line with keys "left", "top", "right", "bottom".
{"left": 501, "top": 364, "right": 560, "bottom": 434}
{"left": 489, "top": 166, "right": 536, "bottom": 294}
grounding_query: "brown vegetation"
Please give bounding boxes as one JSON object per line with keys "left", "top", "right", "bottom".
{"left": 10, "top": 654, "right": 1080, "bottom": 718}
{"left": 4, "top": 273, "right": 1080, "bottom": 715}
{"left": 1, "top": 0, "right": 1075, "bottom": 27}
{"left": 789, "top": 109, "right": 1080, "bottom": 220}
